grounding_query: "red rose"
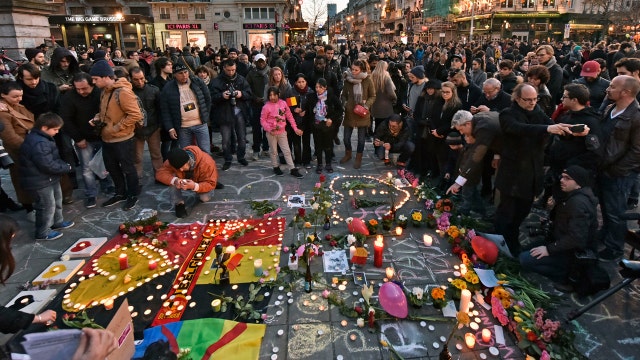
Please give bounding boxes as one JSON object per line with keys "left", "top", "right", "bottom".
{"left": 329, "top": 240, "right": 337, "bottom": 247}
{"left": 535, "top": 340, "right": 547, "bottom": 351}
{"left": 298, "top": 208, "right": 306, "bottom": 217}
{"left": 355, "top": 306, "right": 363, "bottom": 314}
{"left": 325, "top": 234, "right": 332, "bottom": 240}
{"left": 319, "top": 174, "right": 326, "bottom": 182}
{"left": 527, "top": 331, "right": 538, "bottom": 341}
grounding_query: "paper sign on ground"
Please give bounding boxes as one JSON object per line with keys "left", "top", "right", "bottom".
{"left": 322, "top": 250, "right": 349, "bottom": 273}
{"left": 61, "top": 237, "right": 108, "bottom": 259}
{"left": 475, "top": 268, "right": 500, "bottom": 288}
{"left": 32, "top": 260, "right": 85, "bottom": 285}
{"left": 5, "top": 290, "right": 57, "bottom": 314}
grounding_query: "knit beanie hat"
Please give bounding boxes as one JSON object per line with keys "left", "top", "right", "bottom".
{"left": 94, "top": 50, "right": 107, "bottom": 61}
{"left": 167, "top": 148, "right": 190, "bottom": 169}
{"left": 410, "top": 66, "right": 425, "bottom": 79}
{"left": 25, "top": 48, "right": 44, "bottom": 61}
{"left": 89, "top": 60, "right": 114, "bottom": 77}
{"left": 563, "top": 165, "right": 591, "bottom": 188}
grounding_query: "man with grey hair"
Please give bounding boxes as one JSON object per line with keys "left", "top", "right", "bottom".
{"left": 471, "top": 78, "right": 512, "bottom": 113}
{"left": 447, "top": 110, "right": 502, "bottom": 217}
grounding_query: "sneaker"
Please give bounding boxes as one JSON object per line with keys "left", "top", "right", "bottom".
{"left": 215, "top": 182, "right": 225, "bottom": 189}
{"left": 84, "top": 197, "right": 96, "bottom": 208}
{"left": 250, "top": 152, "right": 259, "bottom": 161}
{"left": 238, "top": 159, "right": 249, "bottom": 166}
{"left": 175, "top": 203, "right": 188, "bottom": 218}
{"left": 222, "top": 162, "right": 231, "bottom": 171}
{"left": 273, "top": 167, "right": 284, "bottom": 176}
{"left": 598, "top": 248, "right": 623, "bottom": 262}
{"left": 325, "top": 164, "right": 334, "bottom": 173}
{"left": 36, "top": 231, "right": 63, "bottom": 241}
{"left": 102, "top": 195, "right": 126, "bottom": 207}
{"left": 62, "top": 196, "right": 74, "bottom": 205}
{"left": 291, "top": 168, "right": 304, "bottom": 178}
{"left": 316, "top": 165, "right": 323, "bottom": 174}
{"left": 122, "top": 196, "right": 138, "bottom": 210}
{"left": 52, "top": 221, "right": 74, "bottom": 230}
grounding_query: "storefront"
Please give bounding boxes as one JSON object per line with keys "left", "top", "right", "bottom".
{"left": 161, "top": 23, "right": 208, "bottom": 50}
{"left": 48, "top": 14, "right": 155, "bottom": 51}
{"left": 243, "top": 23, "right": 277, "bottom": 50}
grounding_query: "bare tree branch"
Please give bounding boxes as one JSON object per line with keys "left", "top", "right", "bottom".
{"left": 303, "top": 0, "right": 328, "bottom": 30}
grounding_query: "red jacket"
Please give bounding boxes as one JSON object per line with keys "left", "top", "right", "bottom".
{"left": 155, "top": 146, "right": 218, "bottom": 193}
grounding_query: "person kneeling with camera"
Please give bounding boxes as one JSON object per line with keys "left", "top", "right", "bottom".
{"left": 519, "top": 165, "right": 599, "bottom": 292}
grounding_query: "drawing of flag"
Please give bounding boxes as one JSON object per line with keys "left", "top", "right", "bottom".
{"left": 286, "top": 97, "right": 297, "bottom": 107}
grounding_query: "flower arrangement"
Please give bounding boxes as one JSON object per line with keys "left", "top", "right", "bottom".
{"left": 435, "top": 198, "right": 455, "bottom": 213}
{"left": 415, "top": 182, "right": 441, "bottom": 203}
{"left": 118, "top": 216, "right": 167, "bottom": 239}
{"left": 381, "top": 214, "right": 394, "bottom": 230}
{"left": 411, "top": 210, "right": 423, "bottom": 227}
{"left": 396, "top": 214, "right": 408, "bottom": 228}
{"left": 366, "top": 219, "right": 379, "bottom": 234}
{"left": 290, "top": 175, "right": 334, "bottom": 235}
{"left": 249, "top": 200, "right": 279, "bottom": 217}
{"left": 407, "top": 287, "right": 427, "bottom": 308}
{"left": 430, "top": 286, "right": 449, "bottom": 309}
{"left": 350, "top": 197, "right": 387, "bottom": 209}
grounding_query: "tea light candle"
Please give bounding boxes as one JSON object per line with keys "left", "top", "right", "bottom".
{"left": 254, "top": 259, "right": 263, "bottom": 277}
{"left": 460, "top": 264, "right": 468, "bottom": 276}
{"left": 104, "top": 299, "right": 114, "bottom": 310}
{"left": 211, "top": 299, "right": 222, "bottom": 312}
{"left": 385, "top": 267, "right": 395, "bottom": 280}
{"left": 482, "top": 328, "right": 491, "bottom": 343}
{"left": 459, "top": 289, "right": 472, "bottom": 313}
{"left": 119, "top": 254, "right": 128, "bottom": 270}
{"left": 332, "top": 277, "right": 339, "bottom": 285}
{"left": 348, "top": 190, "right": 354, "bottom": 196}
{"left": 395, "top": 227, "right": 403, "bottom": 236}
{"left": 148, "top": 260, "right": 157, "bottom": 270}
{"left": 465, "top": 333, "right": 476, "bottom": 349}
{"left": 226, "top": 245, "right": 236, "bottom": 254}
{"left": 423, "top": 234, "right": 433, "bottom": 246}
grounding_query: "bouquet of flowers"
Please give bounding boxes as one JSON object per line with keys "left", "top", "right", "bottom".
{"left": 118, "top": 216, "right": 167, "bottom": 239}
{"left": 407, "top": 287, "right": 427, "bottom": 308}
{"left": 381, "top": 214, "right": 394, "bottom": 230}
{"left": 411, "top": 210, "right": 423, "bottom": 227}
{"left": 397, "top": 214, "right": 408, "bottom": 228}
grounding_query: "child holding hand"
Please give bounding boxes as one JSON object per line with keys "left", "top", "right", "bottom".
{"left": 260, "top": 86, "right": 304, "bottom": 178}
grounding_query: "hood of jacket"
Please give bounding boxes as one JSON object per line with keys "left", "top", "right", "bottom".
{"left": 50, "top": 47, "right": 79, "bottom": 73}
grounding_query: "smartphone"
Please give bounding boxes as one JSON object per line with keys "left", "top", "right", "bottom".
{"left": 570, "top": 124, "right": 585, "bottom": 133}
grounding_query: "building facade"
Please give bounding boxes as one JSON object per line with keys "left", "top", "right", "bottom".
{"left": 0, "top": 0, "right": 56, "bottom": 60}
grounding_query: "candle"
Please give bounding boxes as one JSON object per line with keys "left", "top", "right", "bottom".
{"left": 148, "top": 260, "right": 157, "bottom": 270}
{"left": 119, "top": 254, "right": 128, "bottom": 270}
{"left": 460, "top": 264, "right": 468, "bottom": 276}
{"left": 465, "top": 333, "right": 476, "bottom": 349}
{"left": 395, "top": 227, "right": 403, "bottom": 236}
{"left": 459, "top": 289, "right": 472, "bottom": 313}
{"left": 349, "top": 246, "right": 356, "bottom": 259}
{"left": 423, "top": 234, "right": 433, "bottom": 246}
{"left": 104, "top": 299, "right": 114, "bottom": 310}
{"left": 332, "top": 277, "right": 339, "bottom": 285}
{"left": 374, "top": 236, "right": 384, "bottom": 268}
{"left": 385, "top": 267, "right": 395, "bottom": 279}
{"left": 211, "top": 299, "right": 222, "bottom": 312}
{"left": 254, "top": 259, "right": 263, "bottom": 276}
{"left": 482, "top": 329, "right": 491, "bottom": 343}
{"left": 348, "top": 190, "right": 354, "bottom": 196}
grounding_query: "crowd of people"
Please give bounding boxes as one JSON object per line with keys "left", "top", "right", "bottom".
{"left": 0, "top": 37, "right": 639, "bottom": 306}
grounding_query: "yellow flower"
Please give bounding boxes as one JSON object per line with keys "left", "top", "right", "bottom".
{"left": 456, "top": 311, "right": 470, "bottom": 326}
{"left": 501, "top": 298, "right": 511, "bottom": 309}
{"left": 514, "top": 316, "right": 523, "bottom": 323}
{"left": 412, "top": 212, "right": 423, "bottom": 221}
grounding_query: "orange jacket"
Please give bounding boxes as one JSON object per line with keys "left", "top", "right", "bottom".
{"left": 98, "top": 78, "right": 142, "bottom": 143}
{"left": 155, "top": 146, "right": 218, "bottom": 193}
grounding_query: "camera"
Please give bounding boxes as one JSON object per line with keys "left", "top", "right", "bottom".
{"left": 0, "top": 139, "right": 14, "bottom": 169}
{"left": 227, "top": 84, "right": 238, "bottom": 107}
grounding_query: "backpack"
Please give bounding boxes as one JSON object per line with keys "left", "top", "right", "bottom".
{"left": 113, "top": 88, "right": 148, "bottom": 128}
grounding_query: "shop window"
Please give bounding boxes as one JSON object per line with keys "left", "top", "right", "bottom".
{"left": 221, "top": 31, "right": 235, "bottom": 47}
{"left": 177, "top": 7, "right": 188, "bottom": 20}
{"left": 160, "top": 7, "right": 170, "bottom": 20}
{"left": 195, "top": 6, "right": 206, "bottom": 20}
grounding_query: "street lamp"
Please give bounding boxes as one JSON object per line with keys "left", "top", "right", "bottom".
{"left": 469, "top": 1, "right": 475, "bottom": 42}
{"left": 115, "top": 12, "right": 125, "bottom": 50}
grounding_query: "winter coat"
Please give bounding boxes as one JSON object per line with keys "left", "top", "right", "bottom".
{"left": 456, "top": 82, "right": 483, "bottom": 110}
{"left": 284, "top": 86, "right": 315, "bottom": 132}
{"left": 470, "top": 69, "right": 487, "bottom": 88}
{"left": 210, "top": 72, "right": 253, "bottom": 126}
{"left": 177, "top": 52, "right": 198, "bottom": 74}
{"left": 155, "top": 145, "right": 219, "bottom": 193}
{"left": 548, "top": 106, "right": 603, "bottom": 172}
{"left": 246, "top": 66, "right": 270, "bottom": 100}
{"left": 308, "top": 68, "right": 339, "bottom": 95}
{"left": 19, "top": 129, "right": 71, "bottom": 191}
{"left": 0, "top": 306, "right": 34, "bottom": 334}
{"left": 600, "top": 100, "right": 640, "bottom": 177}
{"left": 370, "top": 76, "right": 397, "bottom": 119}
{"left": 456, "top": 111, "right": 503, "bottom": 185}
{"left": 494, "top": 72, "right": 520, "bottom": 95}
{"left": 473, "top": 90, "right": 512, "bottom": 112}
{"left": 97, "top": 78, "right": 143, "bottom": 143}
{"left": 0, "top": 102, "right": 34, "bottom": 155}
{"left": 260, "top": 99, "right": 299, "bottom": 135}
{"left": 18, "top": 79, "right": 60, "bottom": 120}
{"left": 373, "top": 119, "right": 412, "bottom": 150}
{"left": 548, "top": 187, "right": 598, "bottom": 255}
{"left": 159, "top": 76, "right": 211, "bottom": 132}
{"left": 133, "top": 83, "right": 161, "bottom": 138}
{"left": 342, "top": 74, "right": 376, "bottom": 128}
{"left": 543, "top": 57, "right": 564, "bottom": 103}
{"left": 496, "top": 103, "right": 553, "bottom": 199}
{"left": 41, "top": 47, "right": 81, "bottom": 90}
{"left": 573, "top": 77, "right": 610, "bottom": 111}
{"left": 59, "top": 84, "right": 102, "bottom": 143}
{"left": 305, "top": 89, "right": 344, "bottom": 130}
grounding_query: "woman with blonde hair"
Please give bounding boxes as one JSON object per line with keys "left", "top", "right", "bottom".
{"left": 426, "top": 81, "right": 461, "bottom": 181}
{"left": 340, "top": 59, "right": 376, "bottom": 169}
{"left": 370, "top": 61, "right": 397, "bottom": 141}
{"left": 264, "top": 66, "right": 290, "bottom": 99}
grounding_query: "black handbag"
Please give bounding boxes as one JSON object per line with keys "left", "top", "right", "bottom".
{"left": 0, "top": 139, "right": 14, "bottom": 169}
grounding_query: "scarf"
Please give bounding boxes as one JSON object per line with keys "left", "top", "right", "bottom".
{"left": 344, "top": 69, "right": 368, "bottom": 104}
{"left": 201, "top": 75, "right": 211, "bottom": 85}
{"left": 314, "top": 91, "right": 328, "bottom": 122}
{"left": 20, "top": 81, "right": 53, "bottom": 119}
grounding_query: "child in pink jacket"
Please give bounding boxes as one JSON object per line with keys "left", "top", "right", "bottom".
{"left": 261, "top": 86, "right": 304, "bottom": 178}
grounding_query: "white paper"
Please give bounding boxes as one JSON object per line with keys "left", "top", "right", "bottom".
{"left": 287, "top": 195, "right": 305, "bottom": 208}
{"left": 494, "top": 325, "right": 506, "bottom": 345}
{"left": 5, "top": 290, "right": 57, "bottom": 315}
{"left": 322, "top": 250, "right": 349, "bottom": 273}
{"left": 442, "top": 300, "right": 458, "bottom": 317}
{"left": 22, "top": 329, "right": 82, "bottom": 360}
{"left": 475, "top": 268, "right": 500, "bottom": 288}
{"left": 477, "top": 232, "right": 513, "bottom": 258}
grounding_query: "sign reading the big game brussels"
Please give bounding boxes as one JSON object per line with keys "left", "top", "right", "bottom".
{"left": 65, "top": 15, "right": 123, "bottom": 22}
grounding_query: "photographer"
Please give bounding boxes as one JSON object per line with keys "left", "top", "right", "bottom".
{"left": 211, "top": 59, "right": 253, "bottom": 171}
{"left": 519, "top": 165, "right": 598, "bottom": 290}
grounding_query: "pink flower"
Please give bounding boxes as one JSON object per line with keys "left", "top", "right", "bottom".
{"left": 129, "top": 226, "right": 137, "bottom": 234}
{"left": 261, "top": 313, "right": 268, "bottom": 320}
{"left": 259, "top": 278, "right": 265, "bottom": 284}
{"left": 263, "top": 270, "right": 270, "bottom": 277}
{"left": 283, "top": 246, "right": 290, "bottom": 253}
{"left": 322, "top": 289, "right": 331, "bottom": 298}
{"left": 275, "top": 266, "right": 281, "bottom": 273}
{"left": 540, "top": 350, "right": 551, "bottom": 360}
{"left": 491, "top": 296, "right": 509, "bottom": 326}
{"left": 315, "top": 182, "right": 322, "bottom": 188}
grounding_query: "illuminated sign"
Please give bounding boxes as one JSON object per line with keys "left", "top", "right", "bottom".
{"left": 243, "top": 23, "right": 276, "bottom": 30}
{"left": 165, "top": 24, "right": 202, "bottom": 30}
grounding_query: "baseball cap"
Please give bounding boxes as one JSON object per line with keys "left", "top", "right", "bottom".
{"left": 254, "top": 54, "right": 266, "bottom": 62}
{"left": 580, "top": 60, "right": 600, "bottom": 77}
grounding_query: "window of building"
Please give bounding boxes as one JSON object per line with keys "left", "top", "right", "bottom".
{"left": 244, "top": 7, "right": 275, "bottom": 20}
{"left": 177, "top": 7, "right": 188, "bottom": 20}
{"left": 130, "top": 7, "right": 150, "bottom": 16}
{"left": 195, "top": 6, "right": 206, "bottom": 20}
{"left": 521, "top": 0, "right": 535, "bottom": 8}
{"left": 69, "top": 7, "right": 84, "bottom": 15}
{"left": 500, "top": 0, "right": 514, "bottom": 7}
{"left": 160, "top": 7, "right": 170, "bottom": 20}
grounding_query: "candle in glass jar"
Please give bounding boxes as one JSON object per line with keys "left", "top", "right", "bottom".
{"left": 349, "top": 246, "right": 356, "bottom": 259}
{"left": 423, "top": 234, "right": 433, "bottom": 246}
{"left": 254, "top": 259, "right": 263, "bottom": 276}
{"left": 465, "top": 333, "right": 476, "bottom": 349}
{"left": 459, "top": 289, "right": 472, "bottom": 313}
{"left": 482, "top": 328, "right": 491, "bottom": 343}
{"left": 373, "top": 236, "right": 384, "bottom": 268}
{"left": 119, "top": 253, "right": 128, "bottom": 270}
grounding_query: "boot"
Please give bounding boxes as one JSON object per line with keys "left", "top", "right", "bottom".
{"left": 354, "top": 153, "right": 363, "bottom": 169}
{"left": 340, "top": 150, "right": 352, "bottom": 164}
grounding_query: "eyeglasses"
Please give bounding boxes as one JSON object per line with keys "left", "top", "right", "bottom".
{"left": 561, "top": 95, "right": 571, "bottom": 100}
{"left": 519, "top": 97, "right": 538, "bottom": 103}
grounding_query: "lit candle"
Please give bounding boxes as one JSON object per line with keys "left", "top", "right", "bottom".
{"left": 395, "top": 227, "right": 403, "bottom": 236}
{"left": 348, "top": 190, "right": 354, "bottom": 196}
{"left": 465, "top": 333, "right": 476, "bottom": 349}
{"left": 104, "top": 299, "right": 114, "bottom": 310}
{"left": 374, "top": 236, "right": 384, "bottom": 268}
{"left": 460, "top": 264, "right": 468, "bottom": 276}
{"left": 254, "top": 259, "right": 263, "bottom": 277}
{"left": 332, "top": 277, "right": 339, "bottom": 285}
{"left": 349, "top": 246, "right": 356, "bottom": 259}
{"left": 148, "top": 260, "right": 157, "bottom": 270}
{"left": 385, "top": 267, "right": 395, "bottom": 279}
{"left": 423, "top": 234, "right": 433, "bottom": 246}
{"left": 459, "top": 289, "right": 472, "bottom": 313}
{"left": 211, "top": 299, "right": 221, "bottom": 312}
{"left": 119, "top": 254, "right": 128, "bottom": 270}
{"left": 482, "top": 328, "right": 491, "bottom": 343}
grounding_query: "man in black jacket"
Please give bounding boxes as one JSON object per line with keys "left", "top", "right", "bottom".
{"left": 373, "top": 114, "right": 415, "bottom": 170}
{"left": 471, "top": 78, "right": 512, "bottom": 113}
{"left": 131, "top": 67, "right": 162, "bottom": 182}
{"left": 494, "top": 83, "right": 568, "bottom": 255}
{"left": 536, "top": 45, "right": 564, "bottom": 104}
{"left": 159, "top": 63, "right": 211, "bottom": 156}
{"left": 210, "top": 59, "right": 253, "bottom": 171}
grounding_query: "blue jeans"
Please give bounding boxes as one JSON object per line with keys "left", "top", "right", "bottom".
{"left": 76, "top": 141, "right": 101, "bottom": 198}
{"left": 178, "top": 123, "right": 211, "bottom": 155}
{"left": 33, "top": 184, "right": 63, "bottom": 238}
{"left": 343, "top": 126, "right": 366, "bottom": 153}
{"left": 519, "top": 251, "right": 570, "bottom": 283}
{"left": 102, "top": 138, "right": 139, "bottom": 198}
{"left": 221, "top": 112, "right": 247, "bottom": 163}
{"left": 597, "top": 172, "right": 634, "bottom": 255}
